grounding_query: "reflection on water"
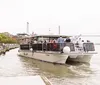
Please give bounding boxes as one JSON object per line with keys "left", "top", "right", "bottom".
{"left": 0, "top": 46, "right": 100, "bottom": 85}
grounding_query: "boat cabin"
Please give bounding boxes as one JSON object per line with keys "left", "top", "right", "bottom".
{"left": 20, "top": 34, "right": 95, "bottom": 52}
{"left": 20, "top": 35, "right": 72, "bottom": 51}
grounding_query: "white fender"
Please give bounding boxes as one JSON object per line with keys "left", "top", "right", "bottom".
{"left": 30, "top": 48, "right": 33, "bottom": 51}
{"left": 63, "top": 46, "right": 70, "bottom": 54}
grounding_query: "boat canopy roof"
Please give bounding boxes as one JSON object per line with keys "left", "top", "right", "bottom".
{"left": 33, "top": 34, "right": 70, "bottom": 38}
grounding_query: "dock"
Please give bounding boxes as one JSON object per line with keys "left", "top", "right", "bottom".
{"left": 0, "top": 75, "right": 52, "bottom": 85}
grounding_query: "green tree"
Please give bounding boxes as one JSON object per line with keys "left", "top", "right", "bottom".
{"left": 0, "top": 33, "right": 18, "bottom": 43}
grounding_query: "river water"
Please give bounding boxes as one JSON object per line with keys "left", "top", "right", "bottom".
{"left": 0, "top": 37, "right": 100, "bottom": 85}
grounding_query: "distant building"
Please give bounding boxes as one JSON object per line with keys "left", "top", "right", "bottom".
{"left": 16, "top": 33, "right": 31, "bottom": 44}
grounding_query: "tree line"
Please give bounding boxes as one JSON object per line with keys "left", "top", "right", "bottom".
{"left": 0, "top": 33, "right": 18, "bottom": 43}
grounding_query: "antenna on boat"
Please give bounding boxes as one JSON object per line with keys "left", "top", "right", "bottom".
{"left": 49, "top": 28, "right": 51, "bottom": 34}
{"left": 27, "top": 22, "right": 29, "bottom": 35}
{"left": 71, "top": 34, "right": 82, "bottom": 42}
{"left": 58, "top": 25, "right": 60, "bottom": 35}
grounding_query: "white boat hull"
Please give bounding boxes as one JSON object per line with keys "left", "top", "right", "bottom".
{"left": 66, "top": 52, "right": 97, "bottom": 63}
{"left": 67, "top": 55, "right": 92, "bottom": 63}
{"left": 18, "top": 50, "right": 68, "bottom": 64}
{"left": 18, "top": 50, "right": 96, "bottom": 64}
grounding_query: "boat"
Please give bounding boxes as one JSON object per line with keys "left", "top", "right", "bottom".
{"left": 18, "top": 34, "right": 97, "bottom": 64}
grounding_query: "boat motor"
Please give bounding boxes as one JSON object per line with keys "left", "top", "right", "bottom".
{"left": 63, "top": 46, "right": 70, "bottom": 53}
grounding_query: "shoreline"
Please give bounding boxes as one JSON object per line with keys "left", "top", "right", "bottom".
{"left": 0, "top": 44, "right": 19, "bottom": 55}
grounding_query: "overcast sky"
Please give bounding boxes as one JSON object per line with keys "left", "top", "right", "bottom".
{"left": 0, "top": 0, "right": 100, "bottom": 35}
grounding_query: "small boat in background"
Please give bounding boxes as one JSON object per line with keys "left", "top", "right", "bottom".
{"left": 18, "top": 34, "right": 97, "bottom": 64}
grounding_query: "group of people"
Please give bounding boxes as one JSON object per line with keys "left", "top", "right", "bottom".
{"left": 42, "top": 36, "right": 71, "bottom": 52}
{"left": 32, "top": 36, "right": 91, "bottom": 52}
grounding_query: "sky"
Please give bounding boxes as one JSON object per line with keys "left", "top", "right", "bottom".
{"left": 0, "top": 0, "right": 100, "bottom": 35}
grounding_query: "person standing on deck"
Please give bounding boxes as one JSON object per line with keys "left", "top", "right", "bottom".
{"left": 43, "top": 41, "right": 47, "bottom": 52}
{"left": 57, "top": 36, "right": 64, "bottom": 53}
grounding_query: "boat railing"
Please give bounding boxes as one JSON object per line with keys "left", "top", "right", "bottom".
{"left": 31, "top": 43, "right": 75, "bottom": 52}
{"left": 74, "top": 42, "right": 95, "bottom": 52}
{"left": 20, "top": 42, "right": 75, "bottom": 52}
{"left": 64, "top": 42, "right": 75, "bottom": 51}
{"left": 31, "top": 43, "right": 60, "bottom": 51}
{"left": 19, "top": 42, "right": 95, "bottom": 52}
{"left": 83, "top": 43, "right": 95, "bottom": 51}
{"left": 20, "top": 44, "right": 30, "bottom": 50}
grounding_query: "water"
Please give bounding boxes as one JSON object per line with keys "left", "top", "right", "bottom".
{"left": 0, "top": 41, "right": 100, "bottom": 85}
